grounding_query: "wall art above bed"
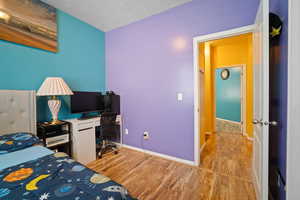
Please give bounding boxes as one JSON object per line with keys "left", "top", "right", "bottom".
{"left": 0, "top": 0, "right": 57, "bottom": 52}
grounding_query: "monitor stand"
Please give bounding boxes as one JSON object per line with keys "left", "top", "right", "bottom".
{"left": 78, "top": 113, "right": 100, "bottom": 120}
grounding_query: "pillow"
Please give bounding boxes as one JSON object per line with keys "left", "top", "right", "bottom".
{"left": 0, "top": 132, "right": 41, "bottom": 155}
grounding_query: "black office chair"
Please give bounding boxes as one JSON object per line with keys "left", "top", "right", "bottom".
{"left": 96, "top": 112, "right": 119, "bottom": 158}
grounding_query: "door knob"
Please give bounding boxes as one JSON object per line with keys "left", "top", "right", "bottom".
{"left": 264, "top": 121, "right": 278, "bottom": 126}
{"left": 253, "top": 119, "right": 263, "bottom": 125}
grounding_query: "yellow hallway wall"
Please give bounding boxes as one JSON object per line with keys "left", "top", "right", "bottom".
{"left": 198, "top": 43, "right": 206, "bottom": 146}
{"left": 198, "top": 42, "right": 215, "bottom": 145}
{"left": 204, "top": 43, "right": 215, "bottom": 136}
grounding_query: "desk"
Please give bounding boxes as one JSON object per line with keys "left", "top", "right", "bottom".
{"left": 65, "top": 116, "right": 122, "bottom": 165}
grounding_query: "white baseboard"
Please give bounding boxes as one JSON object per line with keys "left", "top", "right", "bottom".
{"left": 122, "top": 144, "right": 196, "bottom": 166}
{"left": 216, "top": 117, "right": 241, "bottom": 125}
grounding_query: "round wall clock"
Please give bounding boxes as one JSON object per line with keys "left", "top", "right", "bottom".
{"left": 221, "top": 69, "right": 230, "bottom": 80}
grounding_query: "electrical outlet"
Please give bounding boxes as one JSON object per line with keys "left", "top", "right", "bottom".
{"left": 143, "top": 131, "right": 149, "bottom": 140}
{"left": 124, "top": 128, "right": 129, "bottom": 135}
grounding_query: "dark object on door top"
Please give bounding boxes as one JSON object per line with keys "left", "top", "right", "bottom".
{"left": 270, "top": 13, "right": 283, "bottom": 41}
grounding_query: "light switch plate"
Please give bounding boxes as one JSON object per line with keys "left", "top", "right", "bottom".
{"left": 177, "top": 93, "right": 183, "bottom": 101}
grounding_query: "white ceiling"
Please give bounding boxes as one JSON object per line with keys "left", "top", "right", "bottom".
{"left": 41, "top": 0, "right": 192, "bottom": 32}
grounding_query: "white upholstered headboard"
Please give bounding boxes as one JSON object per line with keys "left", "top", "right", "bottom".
{"left": 0, "top": 90, "right": 36, "bottom": 136}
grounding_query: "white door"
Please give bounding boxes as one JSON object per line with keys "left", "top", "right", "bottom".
{"left": 252, "top": 0, "right": 269, "bottom": 199}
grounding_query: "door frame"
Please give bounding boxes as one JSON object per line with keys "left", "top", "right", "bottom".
{"left": 193, "top": 25, "right": 255, "bottom": 166}
{"left": 214, "top": 64, "right": 247, "bottom": 135}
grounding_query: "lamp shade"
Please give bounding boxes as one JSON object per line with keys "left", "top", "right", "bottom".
{"left": 37, "top": 77, "right": 73, "bottom": 96}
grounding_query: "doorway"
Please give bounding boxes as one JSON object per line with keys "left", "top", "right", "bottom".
{"left": 193, "top": 26, "right": 256, "bottom": 166}
{"left": 215, "top": 65, "right": 246, "bottom": 135}
{"left": 193, "top": 29, "right": 256, "bottom": 198}
{"left": 195, "top": 31, "right": 254, "bottom": 163}
{"left": 198, "top": 33, "right": 253, "bottom": 157}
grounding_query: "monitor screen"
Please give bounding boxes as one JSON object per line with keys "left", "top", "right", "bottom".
{"left": 71, "top": 91, "right": 104, "bottom": 114}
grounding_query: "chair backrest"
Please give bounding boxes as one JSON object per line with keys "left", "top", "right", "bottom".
{"left": 99, "top": 112, "right": 117, "bottom": 138}
{"left": 100, "top": 112, "right": 117, "bottom": 126}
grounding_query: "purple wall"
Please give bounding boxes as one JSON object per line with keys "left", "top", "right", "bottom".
{"left": 106, "top": 0, "right": 259, "bottom": 161}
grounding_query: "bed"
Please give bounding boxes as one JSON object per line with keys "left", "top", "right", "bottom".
{"left": 0, "top": 91, "right": 136, "bottom": 200}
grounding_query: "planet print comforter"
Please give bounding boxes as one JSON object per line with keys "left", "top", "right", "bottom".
{"left": 0, "top": 132, "right": 40, "bottom": 155}
{"left": 0, "top": 152, "right": 136, "bottom": 200}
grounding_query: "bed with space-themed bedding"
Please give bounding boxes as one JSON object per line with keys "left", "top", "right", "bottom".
{"left": 0, "top": 132, "right": 136, "bottom": 200}
{"left": 0, "top": 132, "right": 41, "bottom": 155}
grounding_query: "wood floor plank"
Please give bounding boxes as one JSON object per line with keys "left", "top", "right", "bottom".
{"left": 87, "top": 132, "right": 256, "bottom": 200}
{"left": 211, "top": 175, "right": 256, "bottom": 200}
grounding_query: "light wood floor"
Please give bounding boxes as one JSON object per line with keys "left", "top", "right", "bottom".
{"left": 87, "top": 132, "right": 256, "bottom": 200}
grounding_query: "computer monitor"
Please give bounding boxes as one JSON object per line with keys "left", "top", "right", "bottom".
{"left": 71, "top": 91, "right": 104, "bottom": 114}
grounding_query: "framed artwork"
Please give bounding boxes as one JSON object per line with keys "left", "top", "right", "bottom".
{"left": 0, "top": 0, "right": 57, "bottom": 52}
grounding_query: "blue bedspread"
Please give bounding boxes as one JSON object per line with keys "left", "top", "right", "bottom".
{"left": 0, "top": 152, "right": 136, "bottom": 200}
{"left": 0, "top": 132, "right": 40, "bottom": 155}
{"left": 0, "top": 146, "right": 53, "bottom": 171}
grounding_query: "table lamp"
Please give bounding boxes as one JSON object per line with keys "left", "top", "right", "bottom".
{"left": 37, "top": 77, "right": 73, "bottom": 124}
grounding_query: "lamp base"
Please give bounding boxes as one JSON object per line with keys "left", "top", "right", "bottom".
{"left": 48, "top": 96, "right": 61, "bottom": 123}
{"left": 49, "top": 119, "right": 63, "bottom": 125}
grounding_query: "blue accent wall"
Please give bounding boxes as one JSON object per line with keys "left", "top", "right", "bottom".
{"left": 216, "top": 67, "right": 241, "bottom": 122}
{"left": 0, "top": 10, "right": 106, "bottom": 122}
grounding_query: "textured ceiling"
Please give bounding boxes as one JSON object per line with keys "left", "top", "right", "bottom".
{"left": 42, "top": 0, "right": 192, "bottom": 32}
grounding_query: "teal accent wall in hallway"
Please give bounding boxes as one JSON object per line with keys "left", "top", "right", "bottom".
{"left": 216, "top": 67, "right": 241, "bottom": 122}
{"left": 0, "top": 10, "right": 106, "bottom": 122}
